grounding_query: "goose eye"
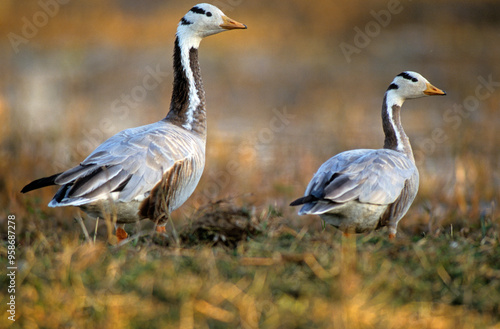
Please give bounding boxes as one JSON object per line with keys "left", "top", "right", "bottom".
{"left": 206, "top": 12, "right": 212, "bottom": 17}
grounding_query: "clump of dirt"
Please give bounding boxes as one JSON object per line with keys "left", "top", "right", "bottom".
{"left": 180, "top": 199, "right": 262, "bottom": 248}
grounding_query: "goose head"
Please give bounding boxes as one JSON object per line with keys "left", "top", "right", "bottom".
{"left": 387, "top": 71, "right": 446, "bottom": 104}
{"left": 177, "top": 3, "right": 247, "bottom": 48}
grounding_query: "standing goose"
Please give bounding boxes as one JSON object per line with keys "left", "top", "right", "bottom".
{"left": 21, "top": 4, "right": 246, "bottom": 229}
{"left": 290, "top": 72, "right": 446, "bottom": 238}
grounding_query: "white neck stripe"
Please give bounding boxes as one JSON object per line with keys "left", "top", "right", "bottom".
{"left": 177, "top": 33, "right": 202, "bottom": 131}
{"left": 385, "top": 91, "right": 405, "bottom": 152}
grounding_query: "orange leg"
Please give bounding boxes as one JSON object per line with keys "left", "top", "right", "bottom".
{"left": 156, "top": 225, "right": 167, "bottom": 233}
{"left": 387, "top": 224, "right": 398, "bottom": 240}
{"left": 116, "top": 226, "right": 128, "bottom": 242}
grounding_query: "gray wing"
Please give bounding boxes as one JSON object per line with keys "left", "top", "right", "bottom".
{"left": 49, "top": 121, "right": 205, "bottom": 207}
{"left": 297, "top": 149, "right": 417, "bottom": 214}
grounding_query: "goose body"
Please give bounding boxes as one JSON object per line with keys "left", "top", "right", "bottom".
{"left": 290, "top": 72, "right": 446, "bottom": 237}
{"left": 21, "top": 4, "right": 246, "bottom": 226}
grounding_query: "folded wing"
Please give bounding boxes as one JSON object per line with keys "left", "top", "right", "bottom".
{"left": 294, "top": 149, "right": 416, "bottom": 215}
{"left": 49, "top": 121, "right": 205, "bottom": 208}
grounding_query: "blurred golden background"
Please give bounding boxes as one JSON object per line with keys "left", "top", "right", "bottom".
{"left": 1, "top": 0, "right": 499, "bottom": 234}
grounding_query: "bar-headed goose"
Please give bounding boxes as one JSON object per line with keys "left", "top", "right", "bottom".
{"left": 290, "top": 72, "right": 446, "bottom": 238}
{"left": 21, "top": 4, "right": 247, "bottom": 230}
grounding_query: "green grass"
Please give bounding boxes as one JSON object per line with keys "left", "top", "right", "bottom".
{"left": 1, "top": 203, "right": 499, "bottom": 329}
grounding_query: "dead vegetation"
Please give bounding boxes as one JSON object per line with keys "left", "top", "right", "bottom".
{"left": 180, "top": 198, "right": 263, "bottom": 248}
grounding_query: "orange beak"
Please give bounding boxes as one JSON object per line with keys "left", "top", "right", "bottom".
{"left": 220, "top": 15, "right": 247, "bottom": 30}
{"left": 424, "top": 82, "right": 446, "bottom": 96}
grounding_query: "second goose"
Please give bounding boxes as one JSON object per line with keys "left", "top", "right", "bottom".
{"left": 290, "top": 71, "right": 446, "bottom": 238}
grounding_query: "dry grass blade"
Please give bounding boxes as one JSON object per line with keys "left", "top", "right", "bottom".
{"left": 193, "top": 299, "right": 235, "bottom": 323}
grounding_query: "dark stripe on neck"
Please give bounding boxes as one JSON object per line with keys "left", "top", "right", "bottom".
{"left": 382, "top": 94, "right": 400, "bottom": 151}
{"left": 166, "top": 37, "right": 190, "bottom": 126}
{"left": 382, "top": 93, "right": 414, "bottom": 160}
{"left": 165, "top": 37, "right": 206, "bottom": 136}
{"left": 189, "top": 46, "right": 206, "bottom": 136}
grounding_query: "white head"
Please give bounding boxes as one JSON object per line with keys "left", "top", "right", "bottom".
{"left": 177, "top": 3, "right": 246, "bottom": 49}
{"left": 386, "top": 71, "right": 446, "bottom": 105}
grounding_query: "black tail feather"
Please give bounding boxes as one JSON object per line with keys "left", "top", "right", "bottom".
{"left": 289, "top": 195, "right": 318, "bottom": 207}
{"left": 21, "top": 173, "right": 62, "bottom": 193}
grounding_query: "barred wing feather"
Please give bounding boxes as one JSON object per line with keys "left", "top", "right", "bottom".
{"left": 49, "top": 121, "right": 205, "bottom": 207}
{"left": 304, "top": 149, "right": 416, "bottom": 206}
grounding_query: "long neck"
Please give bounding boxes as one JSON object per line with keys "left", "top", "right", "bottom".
{"left": 381, "top": 93, "right": 414, "bottom": 161}
{"left": 165, "top": 36, "right": 206, "bottom": 137}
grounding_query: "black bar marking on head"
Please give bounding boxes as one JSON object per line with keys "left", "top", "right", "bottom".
{"left": 387, "top": 83, "right": 399, "bottom": 91}
{"left": 397, "top": 72, "right": 418, "bottom": 82}
{"left": 190, "top": 6, "right": 206, "bottom": 15}
{"left": 181, "top": 17, "right": 193, "bottom": 25}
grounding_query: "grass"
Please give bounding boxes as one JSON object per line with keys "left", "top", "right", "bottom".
{"left": 1, "top": 200, "right": 499, "bottom": 329}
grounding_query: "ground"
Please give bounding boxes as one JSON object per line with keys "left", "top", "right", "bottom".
{"left": 0, "top": 199, "right": 498, "bottom": 328}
